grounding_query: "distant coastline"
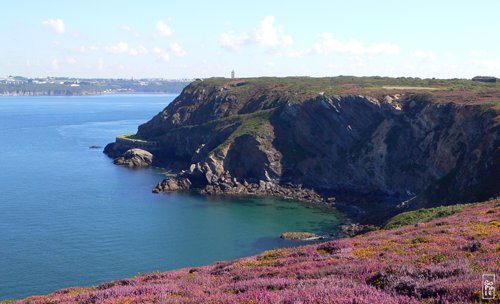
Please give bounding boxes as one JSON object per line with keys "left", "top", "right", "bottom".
{"left": 0, "top": 91, "right": 183, "bottom": 96}
{"left": 0, "top": 76, "right": 192, "bottom": 96}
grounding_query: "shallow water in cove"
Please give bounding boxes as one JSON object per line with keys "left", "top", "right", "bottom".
{"left": 0, "top": 95, "right": 344, "bottom": 300}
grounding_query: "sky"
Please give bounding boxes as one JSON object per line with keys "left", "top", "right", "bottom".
{"left": 1, "top": 0, "right": 499, "bottom": 79}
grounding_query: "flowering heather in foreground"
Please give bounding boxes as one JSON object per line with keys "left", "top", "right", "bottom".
{"left": 15, "top": 199, "right": 499, "bottom": 304}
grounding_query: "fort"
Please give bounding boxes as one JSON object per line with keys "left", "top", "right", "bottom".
{"left": 472, "top": 76, "right": 497, "bottom": 83}
{"left": 114, "top": 134, "right": 158, "bottom": 151}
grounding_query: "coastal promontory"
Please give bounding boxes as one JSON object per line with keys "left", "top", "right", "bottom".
{"left": 105, "top": 76, "right": 499, "bottom": 218}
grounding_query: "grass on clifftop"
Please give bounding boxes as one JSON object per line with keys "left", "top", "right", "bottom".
{"left": 163, "top": 108, "right": 277, "bottom": 156}
{"left": 196, "top": 76, "right": 500, "bottom": 106}
{"left": 212, "top": 109, "right": 276, "bottom": 152}
{"left": 116, "top": 134, "right": 147, "bottom": 141}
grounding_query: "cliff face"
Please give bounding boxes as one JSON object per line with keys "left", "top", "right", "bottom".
{"left": 272, "top": 95, "right": 498, "bottom": 206}
{"left": 106, "top": 77, "right": 500, "bottom": 208}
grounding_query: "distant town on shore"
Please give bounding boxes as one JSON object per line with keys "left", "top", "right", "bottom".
{"left": 0, "top": 76, "right": 192, "bottom": 96}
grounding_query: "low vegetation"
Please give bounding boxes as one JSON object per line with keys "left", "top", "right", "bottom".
{"left": 117, "top": 134, "right": 140, "bottom": 140}
{"left": 384, "top": 203, "right": 473, "bottom": 229}
{"left": 192, "top": 76, "right": 500, "bottom": 106}
{"left": 15, "top": 199, "right": 499, "bottom": 303}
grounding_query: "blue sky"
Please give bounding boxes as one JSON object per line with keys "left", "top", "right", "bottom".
{"left": 1, "top": 0, "right": 499, "bottom": 79}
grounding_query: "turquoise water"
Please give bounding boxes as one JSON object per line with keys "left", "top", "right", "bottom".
{"left": 0, "top": 95, "right": 344, "bottom": 300}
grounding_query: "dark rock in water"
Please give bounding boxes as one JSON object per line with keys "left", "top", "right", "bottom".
{"left": 103, "top": 142, "right": 126, "bottom": 158}
{"left": 280, "top": 232, "right": 322, "bottom": 240}
{"left": 153, "top": 177, "right": 192, "bottom": 193}
{"left": 89, "top": 145, "right": 102, "bottom": 149}
{"left": 113, "top": 148, "right": 153, "bottom": 168}
{"left": 197, "top": 175, "right": 327, "bottom": 203}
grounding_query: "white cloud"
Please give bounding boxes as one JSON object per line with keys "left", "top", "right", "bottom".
{"left": 281, "top": 35, "right": 293, "bottom": 46}
{"left": 104, "top": 42, "right": 148, "bottom": 56}
{"left": 312, "top": 33, "right": 400, "bottom": 55}
{"left": 157, "top": 53, "right": 170, "bottom": 62}
{"left": 153, "top": 47, "right": 170, "bottom": 62}
{"left": 97, "top": 58, "right": 104, "bottom": 71}
{"left": 88, "top": 45, "right": 99, "bottom": 51}
{"left": 411, "top": 50, "right": 436, "bottom": 61}
{"left": 169, "top": 42, "right": 186, "bottom": 56}
{"left": 469, "top": 50, "right": 486, "bottom": 57}
{"left": 104, "top": 42, "right": 129, "bottom": 54}
{"left": 367, "top": 42, "right": 401, "bottom": 55}
{"left": 51, "top": 59, "right": 60, "bottom": 70}
{"left": 42, "top": 19, "right": 65, "bottom": 34}
{"left": 129, "top": 45, "right": 148, "bottom": 56}
{"left": 254, "top": 16, "right": 282, "bottom": 47}
{"left": 276, "top": 48, "right": 310, "bottom": 58}
{"left": 121, "top": 25, "right": 131, "bottom": 32}
{"left": 219, "top": 17, "right": 398, "bottom": 59}
{"left": 156, "top": 21, "right": 173, "bottom": 36}
{"left": 72, "top": 46, "right": 86, "bottom": 53}
{"left": 219, "top": 16, "right": 293, "bottom": 51}
{"left": 26, "top": 60, "right": 42, "bottom": 68}
{"left": 65, "top": 57, "right": 77, "bottom": 64}
{"left": 153, "top": 47, "right": 165, "bottom": 54}
{"left": 220, "top": 32, "right": 251, "bottom": 50}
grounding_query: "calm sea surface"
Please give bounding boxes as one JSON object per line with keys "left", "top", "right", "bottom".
{"left": 0, "top": 95, "right": 344, "bottom": 300}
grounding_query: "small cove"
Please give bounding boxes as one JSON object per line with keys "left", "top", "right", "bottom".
{"left": 0, "top": 95, "right": 345, "bottom": 300}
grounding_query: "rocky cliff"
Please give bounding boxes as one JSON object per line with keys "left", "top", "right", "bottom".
{"left": 105, "top": 77, "right": 500, "bottom": 213}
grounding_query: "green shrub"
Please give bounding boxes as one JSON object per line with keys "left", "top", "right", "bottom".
{"left": 411, "top": 92, "right": 436, "bottom": 103}
{"left": 384, "top": 203, "right": 472, "bottom": 229}
{"left": 431, "top": 253, "right": 446, "bottom": 263}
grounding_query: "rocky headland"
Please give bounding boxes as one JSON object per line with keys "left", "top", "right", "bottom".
{"left": 8, "top": 77, "right": 500, "bottom": 303}
{"left": 104, "top": 76, "right": 499, "bottom": 221}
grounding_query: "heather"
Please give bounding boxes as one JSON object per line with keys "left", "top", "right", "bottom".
{"left": 14, "top": 199, "right": 499, "bottom": 304}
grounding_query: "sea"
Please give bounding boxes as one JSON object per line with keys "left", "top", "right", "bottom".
{"left": 0, "top": 95, "right": 344, "bottom": 300}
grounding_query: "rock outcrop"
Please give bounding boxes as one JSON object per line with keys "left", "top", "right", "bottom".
{"left": 152, "top": 177, "right": 191, "bottom": 193}
{"left": 105, "top": 77, "right": 500, "bottom": 213}
{"left": 280, "top": 232, "right": 322, "bottom": 240}
{"left": 113, "top": 148, "right": 153, "bottom": 168}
